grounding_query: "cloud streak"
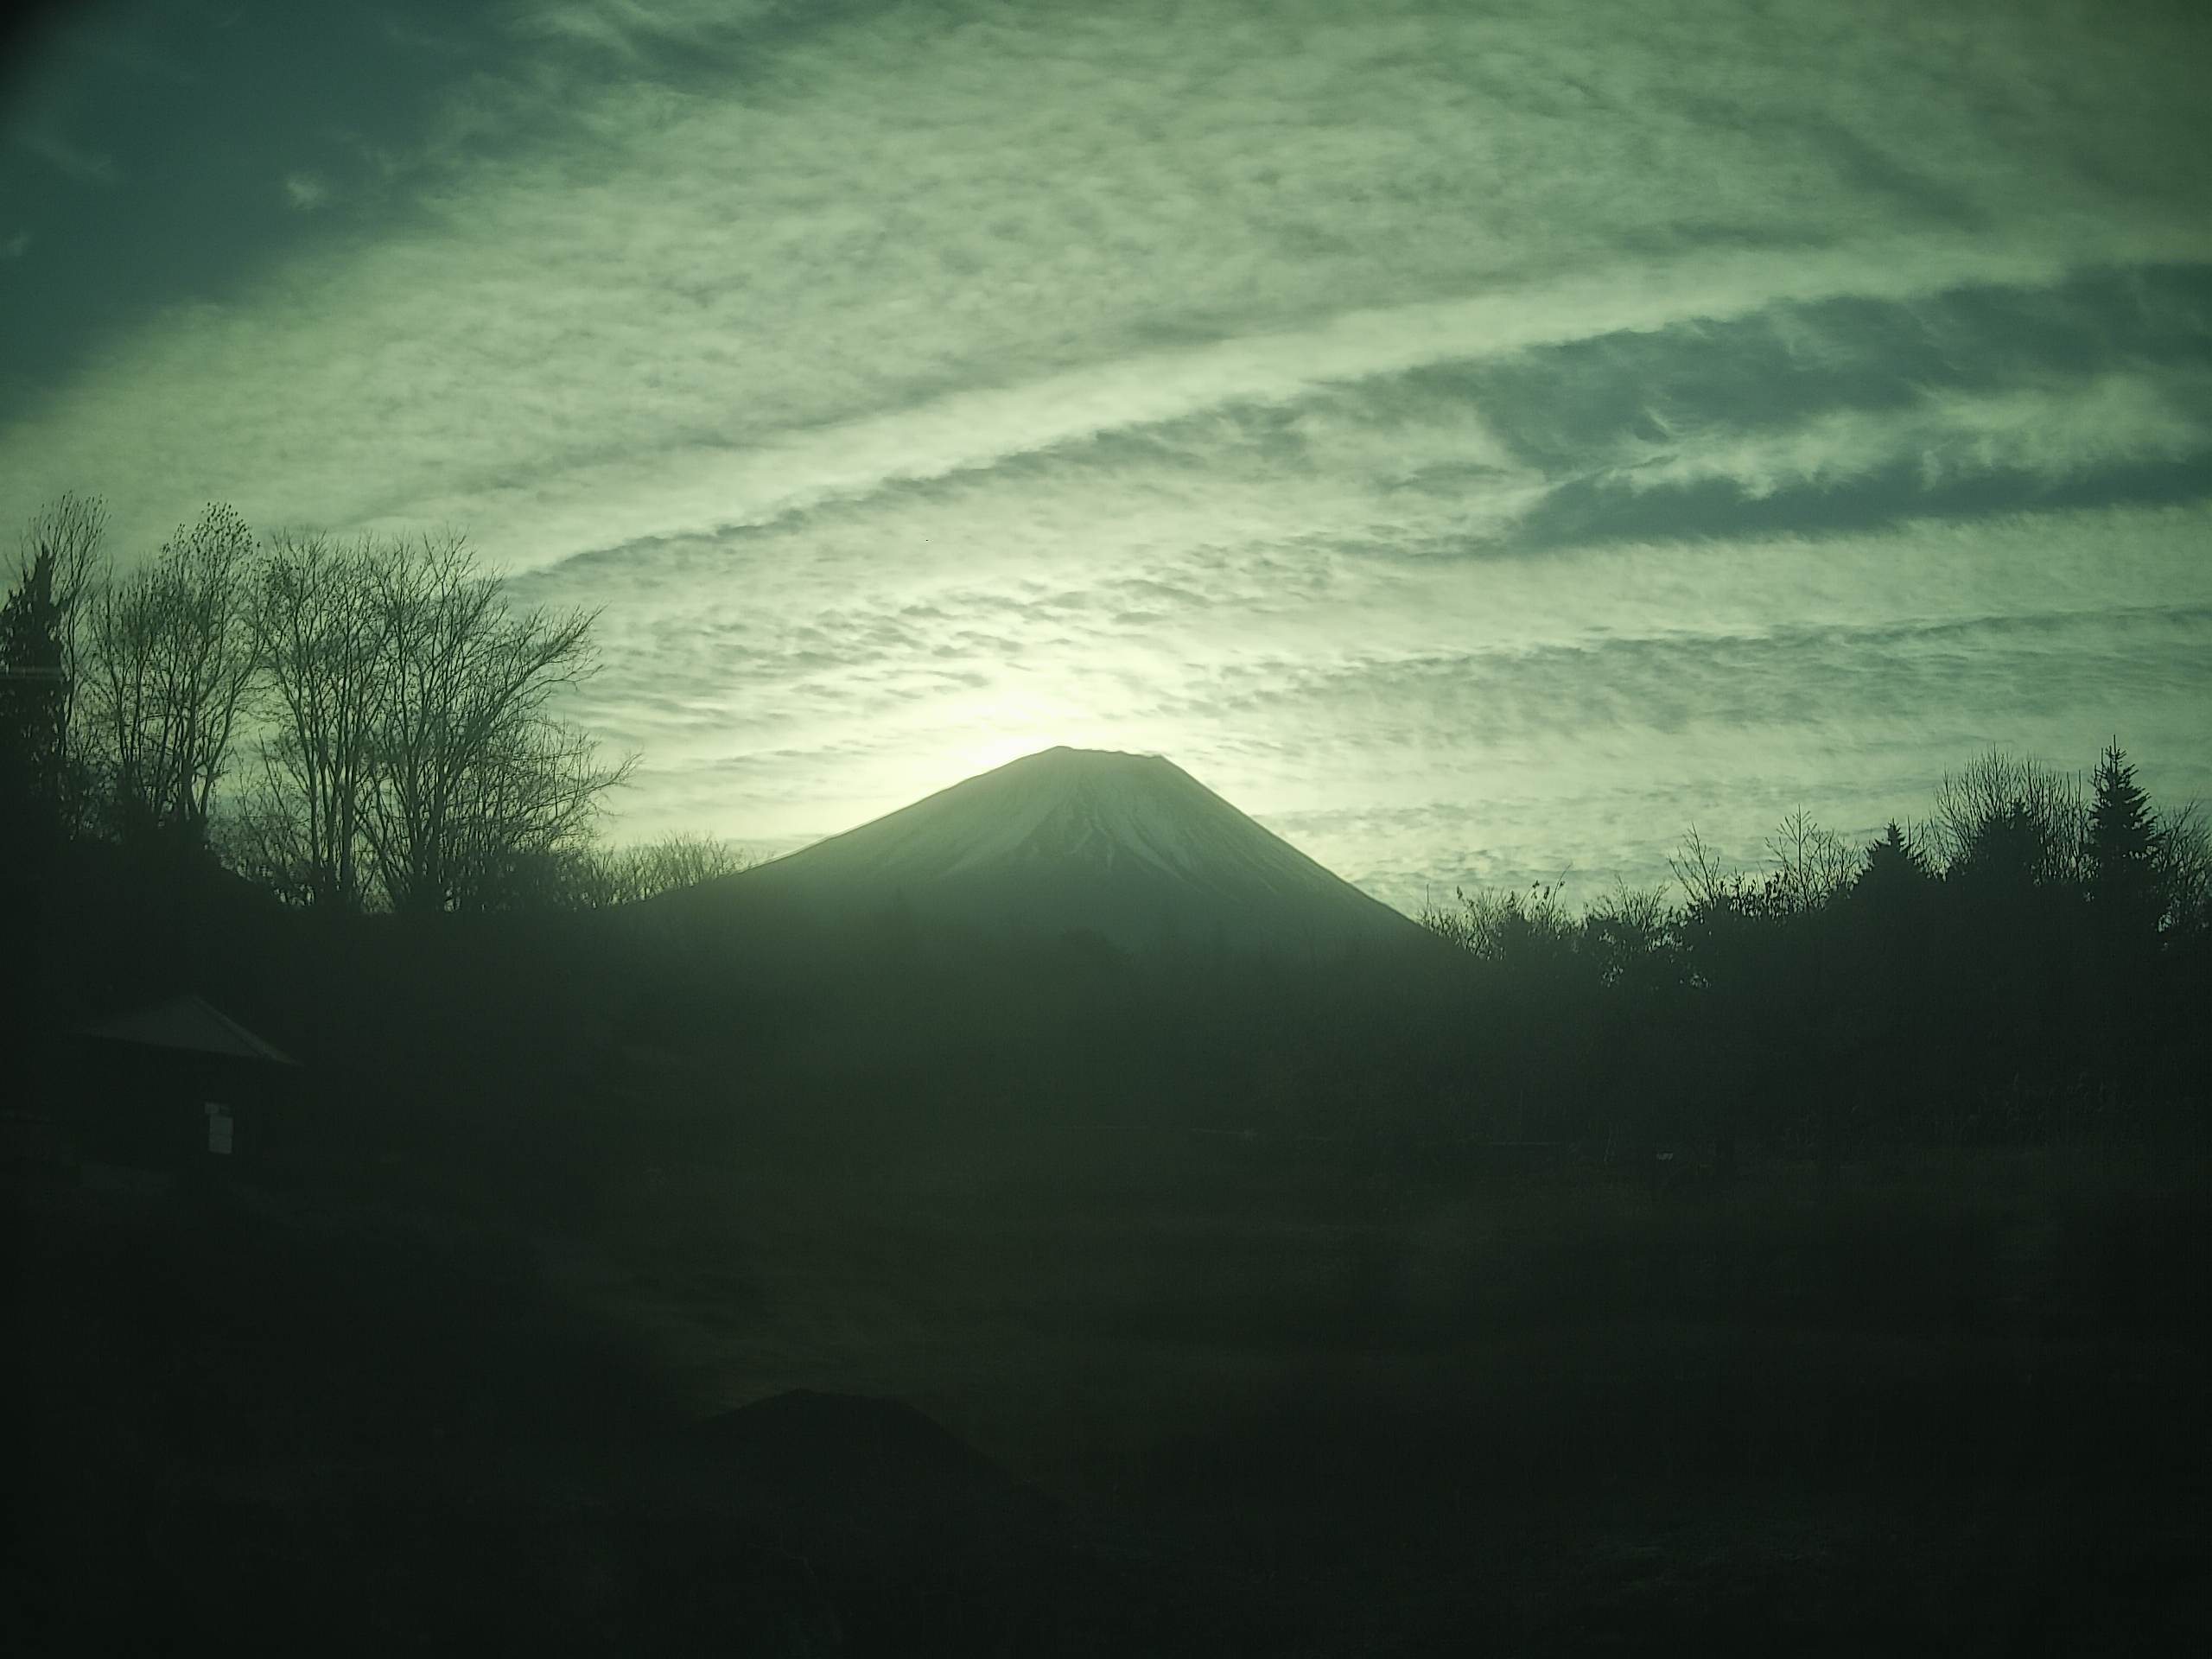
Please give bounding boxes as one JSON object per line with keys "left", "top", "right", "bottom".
{"left": 2, "top": 0, "right": 2209, "bottom": 907}
{"left": 19, "top": 130, "right": 119, "bottom": 186}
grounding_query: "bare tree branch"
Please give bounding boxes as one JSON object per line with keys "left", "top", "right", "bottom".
{"left": 80, "top": 503, "right": 257, "bottom": 846}
{"left": 351, "top": 532, "right": 633, "bottom": 912}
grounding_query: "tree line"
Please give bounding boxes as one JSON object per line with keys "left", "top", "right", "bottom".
{"left": 1419, "top": 744, "right": 2211, "bottom": 1159}
{"left": 1, "top": 493, "right": 748, "bottom": 912}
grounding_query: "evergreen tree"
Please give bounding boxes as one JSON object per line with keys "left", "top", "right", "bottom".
{"left": 0, "top": 548, "right": 69, "bottom": 830}
{"left": 5, "top": 496, "right": 105, "bottom": 837}
{"left": 2086, "top": 738, "right": 2160, "bottom": 937}
{"left": 1856, "top": 820, "right": 1929, "bottom": 900}
{"left": 1929, "top": 749, "right": 2083, "bottom": 891}
{"left": 1949, "top": 800, "right": 2062, "bottom": 895}
{"left": 1835, "top": 821, "right": 1934, "bottom": 1146}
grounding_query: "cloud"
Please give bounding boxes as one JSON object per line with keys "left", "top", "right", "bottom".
{"left": 2, "top": 0, "right": 2209, "bottom": 899}
{"left": 20, "top": 130, "right": 118, "bottom": 186}
{"left": 530, "top": 479, "right": 2212, "bottom": 899}
{"left": 10, "top": 0, "right": 2212, "bottom": 560}
{"left": 2, "top": 231, "right": 28, "bottom": 261}
{"left": 283, "top": 171, "right": 331, "bottom": 211}
{"left": 507, "top": 0, "right": 747, "bottom": 62}
{"left": 1506, "top": 364, "right": 2212, "bottom": 549}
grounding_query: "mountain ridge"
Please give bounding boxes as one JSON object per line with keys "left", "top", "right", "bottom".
{"left": 692, "top": 746, "right": 1426, "bottom": 957}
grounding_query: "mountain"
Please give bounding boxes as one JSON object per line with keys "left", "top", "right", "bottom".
{"left": 695, "top": 747, "right": 1427, "bottom": 958}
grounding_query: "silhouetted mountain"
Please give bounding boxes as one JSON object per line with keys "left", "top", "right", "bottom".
{"left": 681, "top": 746, "right": 1426, "bottom": 958}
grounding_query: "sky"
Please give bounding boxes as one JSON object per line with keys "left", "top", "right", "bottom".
{"left": 3, "top": 0, "right": 2209, "bottom": 915}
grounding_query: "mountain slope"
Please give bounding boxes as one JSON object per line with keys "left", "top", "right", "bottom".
{"left": 701, "top": 747, "right": 1425, "bottom": 957}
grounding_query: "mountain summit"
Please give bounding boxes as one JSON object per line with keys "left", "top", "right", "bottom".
{"left": 711, "top": 747, "right": 1423, "bottom": 957}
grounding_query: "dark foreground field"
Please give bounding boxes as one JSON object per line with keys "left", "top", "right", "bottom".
{"left": 5, "top": 1129, "right": 2208, "bottom": 1656}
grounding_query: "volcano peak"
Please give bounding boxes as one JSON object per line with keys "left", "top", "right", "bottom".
{"left": 711, "top": 747, "right": 1422, "bottom": 957}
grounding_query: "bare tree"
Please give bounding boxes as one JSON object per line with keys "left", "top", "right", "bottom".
{"left": 468, "top": 829, "right": 757, "bottom": 912}
{"left": 594, "top": 831, "right": 758, "bottom": 905}
{"left": 1668, "top": 823, "right": 1753, "bottom": 912}
{"left": 1420, "top": 878, "right": 1577, "bottom": 967}
{"left": 81, "top": 504, "right": 258, "bottom": 845}
{"left": 209, "top": 772, "right": 321, "bottom": 906}
{"left": 356, "top": 533, "right": 633, "bottom": 912}
{"left": 1928, "top": 749, "right": 2085, "bottom": 886}
{"left": 1581, "top": 880, "right": 1674, "bottom": 986}
{"left": 246, "top": 531, "right": 385, "bottom": 908}
{"left": 2154, "top": 799, "right": 2211, "bottom": 937}
{"left": 440, "top": 722, "right": 632, "bottom": 910}
{"left": 1763, "top": 810, "right": 1858, "bottom": 915}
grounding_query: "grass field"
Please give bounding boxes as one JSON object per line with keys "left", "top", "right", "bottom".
{"left": 7, "top": 1127, "right": 2207, "bottom": 1653}
{"left": 549, "top": 1128, "right": 2211, "bottom": 1651}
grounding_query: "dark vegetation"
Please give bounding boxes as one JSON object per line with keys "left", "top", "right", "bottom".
{"left": 4, "top": 497, "right": 2209, "bottom": 1652}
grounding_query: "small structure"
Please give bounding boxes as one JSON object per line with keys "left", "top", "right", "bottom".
{"left": 71, "top": 995, "right": 298, "bottom": 1171}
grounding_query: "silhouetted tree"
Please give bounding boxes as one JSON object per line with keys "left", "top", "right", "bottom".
{"left": 1421, "top": 879, "right": 1578, "bottom": 974}
{"left": 577, "top": 831, "right": 757, "bottom": 906}
{"left": 81, "top": 503, "right": 259, "bottom": 849}
{"left": 0, "top": 548, "right": 69, "bottom": 825}
{"left": 355, "top": 533, "right": 632, "bottom": 912}
{"left": 244, "top": 531, "right": 385, "bottom": 910}
{"left": 2085, "top": 738, "right": 2161, "bottom": 943}
{"left": 1578, "top": 880, "right": 1689, "bottom": 1154}
{"left": 2154, "top": 801, "right": 2210, "bottom": 941}
{"left": 1835, "top": 822, "right": 1939, "bottom": 1142}
{"left": 1762, "top": 809, "right": 1858, "bottom": 917}
{"left": 1580, "top": 880, "right": 1675, "bottom": 991}
{"left": 2068, "top": 740, "right": 2171, "bottom": 1111}
{"left": 1929, "top": 749, "right": 2082, "bottom": 890}
{"left": 3, "top": 493, "right": 105, "bottom": 836}
{"left": 207, "top": 531, "right": 634, "bottom": 912}
{"left": 1668, "top": 825, "right": 1770, "bottom": 991}
{"left": 1857, "top": 820, "right": 1929, "bottom": 898}
{"left": 1418, "top": 745, "right": 2206, "bottom": 1158}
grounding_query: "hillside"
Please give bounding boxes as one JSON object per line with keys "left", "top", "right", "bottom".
{"left": 683, "top": 747, "right": 1428, "bottom": 958}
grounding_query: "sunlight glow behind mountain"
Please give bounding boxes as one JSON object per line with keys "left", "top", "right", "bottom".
{"left": 713, "top": 747, "right": 1428, "bottom": 956}
{"left": 2, "top": 0, "right": 2208, "bottom": 906}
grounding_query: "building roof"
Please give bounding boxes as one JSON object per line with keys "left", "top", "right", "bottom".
{"left": 77, "top": 995, "right": 297, "bottom": 1066}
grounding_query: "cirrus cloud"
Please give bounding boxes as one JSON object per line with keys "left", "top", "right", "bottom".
{"left": 1, "top": 0, "right": 2208, "bottom": 907}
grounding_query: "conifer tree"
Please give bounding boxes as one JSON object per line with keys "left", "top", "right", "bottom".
{"left": 0, "top": 550, "right": 72, "bottom": 849}
{"left": 2086, "top": 738, "right": 2161, "bottom": 938}
{"left": 5, "top": 495, "right": 105, "bottom": 836}
{"left": 1857, "top": 820, "right": 1929, "bottom": 899}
